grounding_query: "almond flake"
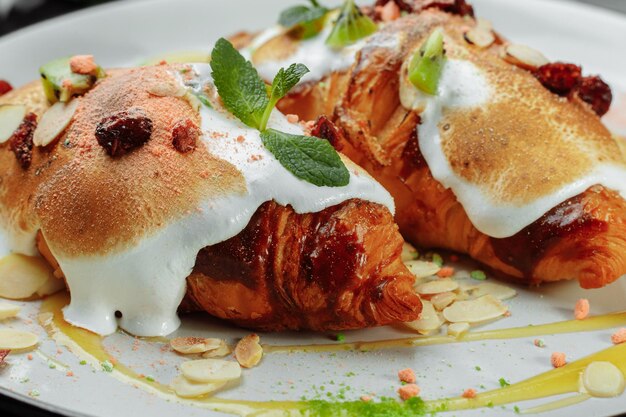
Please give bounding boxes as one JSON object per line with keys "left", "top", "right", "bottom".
{"left": 582, "top": 361, "right": 625, "bottom": 398}
{"left": 0, "top": 329, "right": 38, "bottom": 350}
{"left": 401, "top": 242, "right": 419, "bottom": 262}
{"left": 235, "top": 334, "right": 263, "bottom": 368}
{"left": 405, "top": 301, "right": 444, "bottom": 334}
{"left": 36, "top": 276, "right": 66, "bottom": 297}
{"left": 502, "top": 44, "right": 549, "bottom": 70}
{"left": 180, "top": 359, "right": 241, "bottom": 383}
{"left": 202, "top": 341, "right": 231, "bottom": 358}
{"left": 405, "top": 260, "right": 440, "bottom": 279}
{"left": 416, "top": 279, "right": 459, "bottom": 295}
{"left": 447, "top": 322, "right": 470, "bottom": 337}
{"left": 0, "top": 104, "right": 27, "bottom": 144}
{"left": 170, "top": 337, "right": 225, "bottom": 355}
{"left": 464, "top": 27, "right": 495, "bottom": 48}
{"left": 171, "top": 375, "right": 227, "bottom": 398}
{"left": 33, "top": 99, "right": 78, "bottom": 147}
{"left": 431, "top": 291, "right": 456, "bottom": 311}
{"left": 0, "top": 255, "right": 54, "bottom": 299}
{"left": 468, "top": 282, "right": 517, "bottom": 300}
{"left": 0, "top": 302, "right": 20, "bottom": 320}
{"left": 443, "top": 295, "right": 508, "bottom": 324}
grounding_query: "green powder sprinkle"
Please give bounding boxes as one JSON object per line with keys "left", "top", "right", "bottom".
{"left": 514, "top": 405, "right": 521, "bottom": 413}
{"left": 470, "top": 270, "right": 487, "bottom": 280}
{"left": 474, "top": 366, "right": 481, "bottom": 371}
{"left": 499, "top": 378, "right": 510, "bottom": 387}
{"left": 432, "top": 253, "right": 443, "bottom": 267}
{"left": 146, "top": 376, "right": 155, "bottom": 382}
{"left": 29, "top": 389, "right": 40, "bottom": 397}
{"left": 303, "top": 396, "right": 427, "bottom": 417}
{"left": 79, "top": 360, "right": 87, "bottom": 365}
{"left": 335, "top": 333, "right": 346, "bottom": 342}
{"left": 101, "top": 360, "right": 114, "bottom": 373}
{"left": 48, "top": 362, "right": 56, "bottom": 369}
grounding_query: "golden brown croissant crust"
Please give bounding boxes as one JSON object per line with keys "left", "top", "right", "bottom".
{"left": 184, "top": 199, "right": 421, "bottom": 331}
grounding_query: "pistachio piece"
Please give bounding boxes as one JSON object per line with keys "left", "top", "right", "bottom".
{"left": 180, "top": 359, "right": 241, "bottom": 383}
{"left": 416, "top": 279, "right": 459, "bottom": 295}
{"left": 33, "top": 100, "right": 78, "bottom": 147}
{"left": 0, "top": 254, "right": 54, "bottom": 299}
{"left": 0, "top": 329, "right": 38, "bottom": 350}
{"left": 0, "top": 104, "right": 27, "bottom": 144}
{"left": 502, "top": 44, "right": 549, "bottom": 70}
{"left": 443, "top": 295, "right": 508, "bottom": 323}
{"left": 235, "top": 334, "right": 263, "bottom": 368}
{"left": 582, "top": 361, "right": 625, "bottom": 397}
{"left": 171, "top": 375, "right": 227, "bottom": 398}
{"left": 0, "top": 302, "right": 20, "bottom": 320}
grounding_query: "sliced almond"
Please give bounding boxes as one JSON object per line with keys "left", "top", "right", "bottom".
{"left": 431, "top": 291, "right": 456, "bottom": 311}
{"left": 469, "top": 282, "right": 517, "bottom": 300}
{"left": 502, "top": 44, "right": 549, "bottom": 70}
{"left": 405, "top": 301, "right": 444, "bottom": 334}
{"left": 401, "top": 242, "right": 419, "bottom": 262}
{"left": 416, "top": 279, "right": 459, "bottom": 295}
{"left": 0, "top": 104, "right": 26, "bottom": 144}
{"left": 33, "top": 100, "right": 78, "bottom": 147}
{"left": 464, "top": 27, "right": 495, "bottom": 48}
{"left": 0, "top": 254, "right": 54, "bottom": 299}
{"left": 448, "top": 322, "right": 470, "bottom": 337}
{"left": 180, "top": 359, "right": 241, "bottom": 383}
{"left": 443, "top": 295, "right": 508, "bottom": 324}
{"left": 171, "top": 375, "right": 227, "bottom": 398}
{"left": 0, "top": 302, "right": 20, "bottom": 320}
{"left": 0, "top": 329, "right": 38, "bottom": 350}
{"left": 170, "top": 337, "right": 225, "bottom": 355}
{"left": 476, "top": 18, "right": 493, "bottom": 31}
{"left": 582, "top": 361, "right": 625, "bottom": 398}
{"left": 36, "top": 275, "right": 66, "bottom": 297}
{"left": 405, "top": 260, "right": 440, "bottom": 279}
{"left": 235, "top": 334, "right": 263, "bottom": 368}
{"left": 202, "top": 341, "right": 231, "bottom": 358}
{"left": 146, "top": 76, "right": 186, "bottom": 98}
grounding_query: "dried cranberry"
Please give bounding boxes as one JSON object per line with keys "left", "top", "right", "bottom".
{"left": 574, "top": 76, "right": 612, "bottom": 117}
{"left": 417, "top": 0, "right": 474, "bottom": 17}
{"left": 171, "top": 119, "right": 199, "bottom": 153}
{"left": 310, "top": 116, "right": 344, "bottom": 151}
{"left": 9, "top": 112, "right": 37, "bottom": 169}
{"left": 533, "top": 62, "right": 582, "bottom": 96}
{"left": 0, "top": 80, "right": 12, "bottom": 96}
{"left": 95, "top": 108, "right": 153, "bottom": 157}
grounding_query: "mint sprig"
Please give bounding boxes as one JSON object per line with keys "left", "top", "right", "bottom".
{"left": 211, "top": 38, "right": 269, "bottom": 129}
{"left": 210, "top": 38, "right": 350, "bottom": 188}
{"left": 260, "top": 63, "right": 309, "bottom": 131}
{"left": 261, "top": 129, "right": 349, "bottom": 187}
{"left": 326, "top": 0, "right": 378, "bottom": 48}
{"left": 279, "top": 0, "right": 328, "bottom": 29}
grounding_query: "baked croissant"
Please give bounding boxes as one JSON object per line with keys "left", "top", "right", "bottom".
{"left": 246, "top": 0, "right": 626, "bottom": 289}
{"left": 0, "top": 62, "right": 421, "bottom": 335}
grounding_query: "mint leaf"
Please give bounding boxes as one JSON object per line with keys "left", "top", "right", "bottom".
{"left": 326, "top": 0, "right": 377, "bottom": 48}
{"left": 260, "top": 129, "right": 349, "bottom": 187}
{"left": 260, "top": 63, "right": 310, "bottom": 131}
{"left": 279, "top": 4, "right": 328, "bottom": 28}
{"left": 210, "top": 38, "right": 268, "bottom": 129}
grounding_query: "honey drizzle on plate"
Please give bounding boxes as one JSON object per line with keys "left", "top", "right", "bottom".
{"left": 40, "top": 293, "right": 626, "bottom": 416}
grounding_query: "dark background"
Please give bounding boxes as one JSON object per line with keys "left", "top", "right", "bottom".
{"left": 0, "top": 0, "right": 625, "bottom": 416}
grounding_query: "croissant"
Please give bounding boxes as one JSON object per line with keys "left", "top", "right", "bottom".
{"left": 247, "top": 1, "right": 626, "bottom": 289}
{"left": 0, "top": 63, "right": 421, "bottom": 335}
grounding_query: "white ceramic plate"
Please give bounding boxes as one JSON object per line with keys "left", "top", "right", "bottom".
{"left": 1, "top": 1, "right": 626, "bottom": 416}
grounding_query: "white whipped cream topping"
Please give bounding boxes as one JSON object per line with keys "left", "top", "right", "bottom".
{"left": 53, "top": 64, "right": 394, "bottom": 336}
{"left": 402, "top": 58, "right": 626, "bottom": 238}
{"left": 241, "top": 23, "right": 366, "bottom": 85}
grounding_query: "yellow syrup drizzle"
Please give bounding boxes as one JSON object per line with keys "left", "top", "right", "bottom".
{"left": 40, "top": 292, "right": 626, "bottom": 416}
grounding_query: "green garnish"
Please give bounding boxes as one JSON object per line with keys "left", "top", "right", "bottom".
{"left": 48, "top": 362, "right": 56, "bottom": 369}
{"left": 326, "top": 0, "right": 377, "bottom": 48}
{"left": 101, "top": 360, "right": 114, "bottom": 372}
{"left": 262, "top": 129, "right": 349, "bottom": 187}
{"left": 146, "top": 376, "right": 155, "bottom": 382}
{"left": 474, "top": 366, "right": 481, "bottom": 371}
{"left": 514, "top": 405, "right": 521, "bottom": 413}
{"left": 499, "top": 377, "right": 510, "bottom": 387}
{"left": 279, "top": 0, "right": 329, "bottom": 39}
{"left": 194, "top": 92, "right": 212, "bottom": 108}
{"left": 261, "top": 63, "right": 309, "bottom": 131}
{"left": 432, "top": 253, "right": 443, "bottom": 267}
{"left": 39, "top": 57, "right": 104, "bottom": 103}
{"left": 79, "top": 360, "right": 87, "bottom": 365}
{"left": 408, "top": 29, "right": 446, "bottom": 95}
{"left": 470, "top": 270, "right": 487, "bottom": 281}
{"left": 335, "top": 333, "right": 346, "bottom": 342}
{"left": 210, "top": 38, "right": 350, "bottom": 188}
